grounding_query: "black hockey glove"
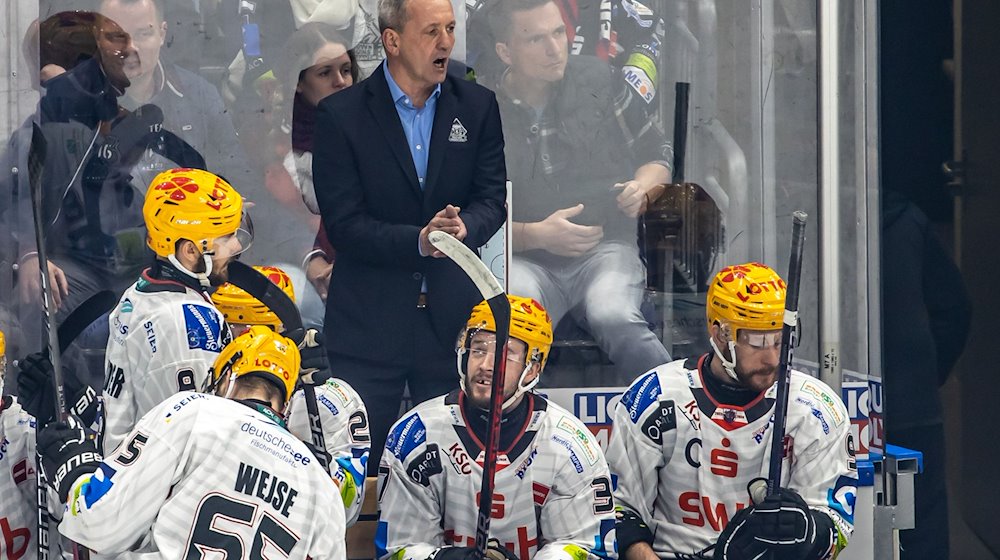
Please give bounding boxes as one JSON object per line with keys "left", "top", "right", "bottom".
{"left": 616, "top": 507, "right": 655, "bottom": 554}
{"left": 37, "top": 416, "right": 102, "bottom": 502}
{"left": 716, "top": 482, "right": 835, "bottom": 560}
{"left": 297, "top": 328, "right": 333, "bottom": 386}
{"left": 714, "top": 506, "right": 768, "bottom": 560}
{"left": 16, "top": 352, "right": 99, "bottom": 427}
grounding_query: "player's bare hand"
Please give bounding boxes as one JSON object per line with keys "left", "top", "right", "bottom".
{"left": 534, "top": 204, "right": 604, "bottom": 257}
{"left": 420, "top": 205, "right": 466, "bottom": 257}
{"left": 306, "top": 255, "right": 333, "bottom": 302}
{"left": 18, "top": 256, "right": 69, "bottom": 310}
{"left": 614, "top": 180, "right": 649, "bottom": 218}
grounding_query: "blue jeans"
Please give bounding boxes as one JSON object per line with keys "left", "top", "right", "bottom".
{"left": 511, "top": 241, "right": 670, "bottom": 383}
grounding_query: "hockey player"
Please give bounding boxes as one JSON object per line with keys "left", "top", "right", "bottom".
{"left": 0, "top": 330, "right": 43, "bottom": 559}
{"left": 212, "top": 265, "right": 371, "bottom": 525}
{"left": 376, "top": 296, "right": 616, "bottom": 560}
{"left": 101, "top": 167, "right": 251, "bottom": 454}
{"left": 37, "top": 326, "right": 346, "bottom": 559}
{"left": 606, "top": 262, "right": 858, "bottom": 560}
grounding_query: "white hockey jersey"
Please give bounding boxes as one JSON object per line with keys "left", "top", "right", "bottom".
{"left": 377, "top": 391, "right": 617, "bottom": 560}
{"left": 102, "top": 268, "right": 232, "bottom": 454}
{"left": 606, "top": 355, "right": 858, "bottom": 557}
{"left": 287, "top": 377, "right": 371, "bottom": 525}
{"left": 0, "top": 397, "right": 39, "bottom": 560}
{"left": 59, "top": 391, "right": 346, "bottom": 559}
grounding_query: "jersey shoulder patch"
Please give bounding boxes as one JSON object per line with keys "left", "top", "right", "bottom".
{"left": 797, "top": 377, "right": 847, "bottom": 429}
{"left": 385, "top": 412, "right": 428, "bottom": 461}
{"left": 183, "top": 303, "right": 228, "bottom": 352}
{"left": 619, "top": 370, "right": 662, "bottom": 424}
{"left": 552, "top": 414, "right": 602, "bottom": 468}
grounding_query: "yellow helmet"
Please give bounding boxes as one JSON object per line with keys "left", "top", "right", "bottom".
{"left": 212, "top": 266, "right": 296, "bottom": 329}
{"left": 143, "top": 168, "right": 245, "bottom": 258}
{"left": 209, "top": 326, "right": 300, "bottom": 403}
{"left": 462, "top": 295, "right": 554, "bottom": 369}
{"left": 706, "top": 262, "right": 786, "bottom": 338}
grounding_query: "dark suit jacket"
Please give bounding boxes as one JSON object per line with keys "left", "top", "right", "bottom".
{"left": 313, "top": 64, "right": 507, "bottom": 365}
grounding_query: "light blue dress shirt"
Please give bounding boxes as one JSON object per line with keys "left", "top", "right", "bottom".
{"left": 384, "top": 61, "right": 441, "bottom": 190}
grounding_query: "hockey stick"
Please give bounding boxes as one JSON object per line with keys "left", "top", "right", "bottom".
{"left": 29, "top": 124, "right": 96, "bottom": 559}
{"left": 763, "top": 211, "right": 808, "bottom": 498}
{"left": 427, "top": 231, "right": 510, "bottom": 557}
{"left": 226, "top": 262, "right": 331, "bottom": 475}
{"left": 27, "top": 122, "right": 60, "bottom": 560}
{"left": 58, "top": 290, "right": 116, "bottom": 354}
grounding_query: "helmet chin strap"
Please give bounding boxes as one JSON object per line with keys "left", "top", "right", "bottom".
{"left": 709, "top": 336, "right": 741, "bottom": 382}
{"left": 167, "top": 247, "right": 214, "bottom": 289}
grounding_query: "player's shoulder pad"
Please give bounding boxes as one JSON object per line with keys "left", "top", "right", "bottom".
{"left": 385, "top": 411, "right": 430, "bottom": 462}
{"left": 181, "top": 302, "right": 230, "bottom": 353}
{"left": 619, "top": 370, "right": 665, "bottom": 424}
{"left": 316, "top": 378, "right": 363, "bottom": 413}
{"left": 158, "top": 390, "right": 213, "bottom": 420}
{"left": 790, "top": 372, "right": 849, "bottom": 431}
{"left": 386, "top": 408, "right": 446, "bottom": 488}
{"left": 548, "top": 412, "right": 605, "bottom": 474}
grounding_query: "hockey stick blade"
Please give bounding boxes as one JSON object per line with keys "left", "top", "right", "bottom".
{"left": 227, "top": 262, "right": 304, "bottom": 333}
{"left": 428, "top": 230, "right": 510, "bottom": 555}
{"left": 766, "top": 211, "right": 808, "bottom": 497}
{"left": 58, "top": 290, "right": 117, "bottom": 354}
{"left": 428, "top": 231, "right": 503, "bottom": 300}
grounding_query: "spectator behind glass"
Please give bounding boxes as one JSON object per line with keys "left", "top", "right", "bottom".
{"left": 275, "top": 24, "right": 358, "bottom": 303}
{"left": 489, "top": 0, "right": 672, "bottom": 385}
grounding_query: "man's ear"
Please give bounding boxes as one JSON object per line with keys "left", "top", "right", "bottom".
{"left": 175, "top": 239, "right": 198, "bottom": 266}
{"left": 382, "top": 29, "right": 400, "bottom": 56}
{"left": 709, "top": 322, "right": 725, "bottom": 346}
{"left": 495, "top": 42, "right": 512, "bottom": 67}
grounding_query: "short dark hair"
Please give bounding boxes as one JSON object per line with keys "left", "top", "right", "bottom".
{"left": 486, "top": 0, "right": 555, "bottom": 43}
{"left": 235, "top": 374, "right": 287, "bottom": 406}
{"left": 378, "top": 0, "right": 411, "bottom": 33}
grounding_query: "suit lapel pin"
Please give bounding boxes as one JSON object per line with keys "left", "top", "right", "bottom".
{"left": 448, "top": 118, "right": 468, "bottom": 143}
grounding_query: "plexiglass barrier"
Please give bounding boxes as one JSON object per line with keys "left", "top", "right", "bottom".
{"left": 0, "top": 0, "right": 877, "bottom": 395}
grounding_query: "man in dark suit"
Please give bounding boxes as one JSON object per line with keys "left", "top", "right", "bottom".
{"left": 313, "top": 0, "right": 507, "bottom": 472}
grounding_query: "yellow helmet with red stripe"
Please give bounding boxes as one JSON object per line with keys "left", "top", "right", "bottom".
{"left": 143, "top": 168, "right": 245, "bottom": 258}
{"left": 209, "top": 326, "right": 300, "bottom": 403}
{"left": 212, "top": 266, "right": 295, "bottom": 330}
